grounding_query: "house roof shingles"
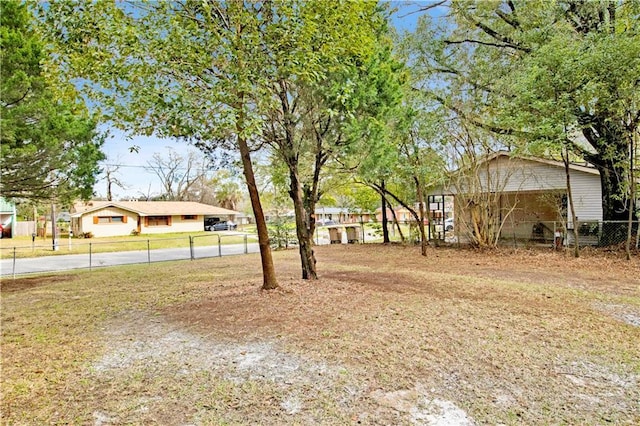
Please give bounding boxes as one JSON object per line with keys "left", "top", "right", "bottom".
{"left": 71, "top": 201, "right": 240, "bottom": 217}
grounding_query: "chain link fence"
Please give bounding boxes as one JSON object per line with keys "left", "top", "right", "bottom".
{"left": 434, "top": 219, "right": 639, "bottom": 250}
{"left": 1, "top": 233, "right": 260, "bottom": 277}
{"left": 338, "top": 219, "right": 639, "bottom": 252}
{"left": 496, "top": 220, "right": 639, "bottom": 249}
{"left": 3, "top": 220, "right": 637, "bottom": 277}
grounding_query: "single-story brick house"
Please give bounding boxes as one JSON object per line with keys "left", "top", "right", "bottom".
{"left": 70, "top": 201, "right": 240, "bottom": 238}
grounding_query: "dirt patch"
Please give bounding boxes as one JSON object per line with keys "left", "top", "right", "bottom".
{"left": 93, "top": 310, "right": 479, "bottom": 425}
{"left": 161, "top": 245, "right": 639, "bottom": 424}
{"left": 593, "top": 302, "right": 640, "bottom": 327}
{"left": 0, "top": 274, "right": 78, "bottom": 293}
{"left": 3, "top": 244, "right": 639, "bottom": 425}
{"left": 370, "top": 384, "right": 474, "bottom": 425}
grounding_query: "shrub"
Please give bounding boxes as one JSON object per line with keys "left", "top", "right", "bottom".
{"left": 268, "top": 216, "right": 296, "bottom": 249}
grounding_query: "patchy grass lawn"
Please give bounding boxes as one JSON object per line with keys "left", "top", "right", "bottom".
{"left": 1, "top": 245, "right": 639, "bottom": 425}
{"left": 0, "top": 231, "right": 255, "bottom": 259}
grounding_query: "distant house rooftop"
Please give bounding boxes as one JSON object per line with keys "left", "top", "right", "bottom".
{"left": 71, "top": 201, "right": 239, "bottom": 217}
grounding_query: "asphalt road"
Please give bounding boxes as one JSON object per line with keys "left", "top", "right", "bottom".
{"left": 0, "top": 242, "right": 260, "bottom": 277}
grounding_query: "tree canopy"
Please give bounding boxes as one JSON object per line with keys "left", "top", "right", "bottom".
{"left": 407, "top": 0, "right": 640, "bottom": 224}
{"left": 0, "top": 0, "right": 105, "bottom": 203}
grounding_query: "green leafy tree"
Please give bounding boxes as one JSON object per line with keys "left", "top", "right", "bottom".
{"left": 209, "top": 170, "right": 244, "bottom": 211}
{"left": 408, "top": 0, "right": 640, "bottom": 232}
{"left": 259, "top": 1, "right": 404, "bottom": 279}
{"left": 351, "top": 79, "right": 445, "bottom": 251}
{"left": 0, "top": 0, "right": 104, "bottom": 203}
{"left": 41, "top": 0, "right": 282, "bottom": 288}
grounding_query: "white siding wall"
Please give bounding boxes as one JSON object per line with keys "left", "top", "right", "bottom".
{"left": 482, "top": 157, "right": 570, "bottom": 192}
{"left": 568, "top": 171, "right": 602, "bottom": 221}
{"left": 475, "top": 157, "right": 602, "bottom": 221}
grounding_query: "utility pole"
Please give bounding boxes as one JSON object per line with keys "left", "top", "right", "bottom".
{"left": 51, "top": 203, "right": 58, "bottom": 251}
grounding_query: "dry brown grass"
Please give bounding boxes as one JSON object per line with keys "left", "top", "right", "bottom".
{"left": 2, "top": 245, "right": 639, "bottom": 425}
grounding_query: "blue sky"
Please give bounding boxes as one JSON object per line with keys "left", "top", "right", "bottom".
{"left": 97, "top": 129, "right": 179, "bottom": 200}
{"left": 97, "top": 1, "right": 437, "bottom": 200}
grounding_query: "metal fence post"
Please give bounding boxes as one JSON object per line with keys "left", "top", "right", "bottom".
{"left": 218, "top": 234, "right": 222, "bottom": 257}
{"left": 147, "top": 240, "right": 151, "bottom": 264}
{"left": 89, "top": 242, "right": 92, "bottom": 271}
{"left": 244, "top": 234, "right": 248, "bottom": 254}
{"left": 189, "top": 236, "right": 194, "bottom": 260}
{"left": 13, "top": 247, "right": 16, "bottom": 279}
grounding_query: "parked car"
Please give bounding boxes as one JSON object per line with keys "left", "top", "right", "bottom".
{"left": 444, "top": 218, "right": 454, "bottom": 231}
{"left": 317, "top": 219, "right": 336, "bottom": 226}
{"left": 212, "top": 221, "right": 237, "bottom": 231}
{"left": 204, "top": 217, "right": 222, "bottom": 231}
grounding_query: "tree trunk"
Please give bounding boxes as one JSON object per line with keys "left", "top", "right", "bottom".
{"left": 387, "top": 202, "right": 405, "bottom": 242}
{"left": 414, "top": 176, "right": 428, "bottom": 256}
{"left": 235, "top": 97, "right": 278, "bottom": 290}
{"left": 626, "top": 129, "right": 636, "bottom": 260}
{"left": 582, "top": 122, "right": 635, "bottom": 245}
{"left": 289, "top": 165, "right": 318, "bottom": 280}
{"left": 107, "top": 178, "right": 113, "bottom": 201}
{"left": 563, "top": 146, "right": 579, "bottom": 257}
{"left": 238, "top": 136, "right": 279, "bottom": 290}
{"left": 378, "top": 185, "right": 427, "bottom": 239}
{"left": 591, "top": 156, "right": 631, "bottom": 245}
{"left": 381, "top": 180, "right": 390, "bottom": 244}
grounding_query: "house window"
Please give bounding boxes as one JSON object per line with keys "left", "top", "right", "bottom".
{"left": 95, "top": 216, "right": 126, "bottom": 224}
{"left": 146, "top": 216, "right": 171, "bottom": 226}
{"left": 182, "top": 215, "right": 197, "bottom": 220}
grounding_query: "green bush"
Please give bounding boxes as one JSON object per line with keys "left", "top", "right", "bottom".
{"left": 268, "top": 216, "right": 296, "bottom": 249}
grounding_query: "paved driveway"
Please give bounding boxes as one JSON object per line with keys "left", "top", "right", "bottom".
{"left": 1, "top": 243, "right": 259, "bottom": 277}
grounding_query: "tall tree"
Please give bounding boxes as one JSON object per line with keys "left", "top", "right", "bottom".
{"left": 42, "top": 0, "right": 281, "bottom": 289}
{"left": 209, "top": 170, "right": 244, "bottom": 211}
{"left": 408, "top": 0, "right": 640, "bottom": 236}
{"left": 258, "top": 1, "right": 401, "bottom": 279}
{"left": 0, "top": 0, "right": 104, "bottom": 203}
{"left": 101, "top": 158, "right": 127, "bottom": 201}
{"left": 145, "top": 149, "right": 211, "bottom": 201}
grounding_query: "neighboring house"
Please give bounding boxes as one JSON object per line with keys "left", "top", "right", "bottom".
{"left": 234, "top": 213, "right": 253, "bottom": 225}
{"left": 345, "top": 211, "right": 374, "bottom": 223}
{"left": 70, "top": 201, "right": 240, "bottom": 237}
{"left": 375, "top": 207, "right": 414, "bottom": 224}
{"left": 314, "top": 207, "right": 349, "bottom": 224}
{"left": 0, "top": 197, "right": 16, "bottom": 238}
{"left": 428, "top": 152, "right": 603, "bottom": 242}
{"left": 266, "top": 207, "right": 371, "bottom": 224}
